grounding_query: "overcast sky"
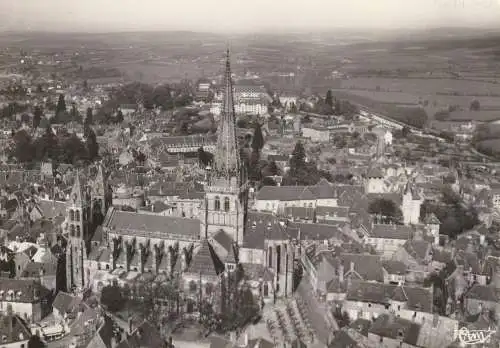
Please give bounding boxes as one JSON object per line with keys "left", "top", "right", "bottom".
{"left": 1, "top": 0, "right": 499, "bottom": 33}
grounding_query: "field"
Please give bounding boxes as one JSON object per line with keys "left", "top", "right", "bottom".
{"left": 446, "top": 110, "right": 500, "bottom": 122}
{"left": 330, "top": 89, "right": 419, "bottom": 105}
{"left": 339, "top": 77, "right": 500, "bottom": 96}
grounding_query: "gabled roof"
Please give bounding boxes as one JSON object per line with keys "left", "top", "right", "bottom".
{"left": 116, "top": 321, "right": 166, "bottom": 348}
{"left": 103, "top": 208, "right": 200, "bottom": 239}
{"left": 425, "top": 213, "right": 441, "bottom": 225}
{"left": 52, "top": 291, "right": 82, "bottom": 315}
{"left": 186, "top": 239, "right": 225, "bottom": 277}
{"left": 370, "top": 224, "right": 412, "bottom": 240}
{"left": 369, "top": 314, "right": 421, "bottom": 346}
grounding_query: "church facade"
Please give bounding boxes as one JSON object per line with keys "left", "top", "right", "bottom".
{"left": 65, "top": 51, "right": 295, "bottom": 304}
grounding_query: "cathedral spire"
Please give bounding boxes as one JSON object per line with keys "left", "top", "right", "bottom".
{"left": 213, "top": 49, "right": 239, "bottom": 180}
{"left": 70, "top": 171, "right": 83, "bottom": 205}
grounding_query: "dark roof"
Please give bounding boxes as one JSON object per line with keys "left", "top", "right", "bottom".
{"left": 369, "top": 314, "right": 421, "bottom": 346}
{"left": 117, "top": 321, "right": 166, "bottom": 348}
{"left": 0, "top": 314, "right": 31, "bottom": 344}
{"left": 103, "top": 208, "right": 200, "bottom": 239}
{"left": 186, "top": 239, "right": 225, "bottom": 277}
{"left": 52, "top": 291, "right": 81, "bottom": 314}
{"left": 370, "top": 224, "right": 412, "bottom": 240}
{"left": 212, "top": 229, "right": 234, "bottom": 253}
{"left": 346, "top": 280, "right": 433, "bottom": 313}
{"left": 0, "top": 279, "right": 51, "bottom": 303}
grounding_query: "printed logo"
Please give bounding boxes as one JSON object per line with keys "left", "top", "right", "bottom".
{"left": 455, "top": 327, "right": 496, "bottom": 345}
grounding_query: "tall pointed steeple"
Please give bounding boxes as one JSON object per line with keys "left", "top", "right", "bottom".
{"left": 70, "top": 171, "right": 83, "bottom": 205}
{"left": 213, "top": 49, "right": 240, "bottom": 181}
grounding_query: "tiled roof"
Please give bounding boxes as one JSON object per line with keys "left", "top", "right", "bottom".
{"left": 346, "top": 280, "right": 433, "bottom": 313}
{"left": 370, "top": 224, "right": 412, "bottom": 240}
{"left": 464, "top": 284, "right": 499, "bottom": 302}
{"left": 36, "top": 199, "right": 67, "bottom": 219}
{"left": 0, "top": 314, "right": 31, "bottom": 344}
{"left": 369, "top": 314, "right": 421, "bottom": 346}
{"left": 186, "top": 239, "right": 225, "bottom": 277}
{"left": 21, "top": 261, "right": 57, "bottom": 277}
{"left": 382, "top": 260, "right": 407, "bottom": 275}
{"left": 283, "top": 206, "right": 315, "bottom": 220}
{"left": 52, "top": 291, "right": 81, "bottom": 314}
{"left": 243, "top": 212, "right": 287, "bottom": 248}
{"left": 0, "top": 278, "right": 51, "bottom": 303}
{"left": 116, "top": 320, "right": 166, "bottom": 348}
{"left": 103, "top": 208, "right": 200, "bottom": 239}
{"left": 404, "top": 240, "right": 431, "bottom": 261}
{"left": 212, "top": 229, "right": 234, "bottom": 253}
{"left": 340, "top": 253, "right": 384, "bottom": 282}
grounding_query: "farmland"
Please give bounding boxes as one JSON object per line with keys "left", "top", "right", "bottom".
{"left": 339, "top": 77, "right": 500, "bottom": 96}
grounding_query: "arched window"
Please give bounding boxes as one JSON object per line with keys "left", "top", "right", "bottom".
{"left": 189, "top": 280, "right": 197, "bottom": 292}
{"left": 214, "top": 196, "right": 221, "bottom": 211}
{"left": 224, "top": 197, "right": 230, "bottom": 212}
{"left": 263, "top": 283, "right": 269, "bottom": 297}
{"left": 75, "top": 210, "right": 80, "bottom": 222}
{"left": 205, "top": 282, "right": 213, "bottom": 296}
{"left": 76, "top": 226, "right": 81, "bottom": 238}
{"left": 69, "top": 210, "right": 75, "bottom": 221}
{"left": 70, "top": 224, "right": 75, "bottom": 237}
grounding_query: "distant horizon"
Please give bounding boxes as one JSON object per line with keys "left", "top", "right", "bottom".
{"left": 1, "top": 25, "right": 500, "bottom": 37}
{"left": 1, "top": 0, "right": 500, "bottom": 34}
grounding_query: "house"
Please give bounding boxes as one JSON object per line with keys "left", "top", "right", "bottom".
{"left": 343, "top": 280, "right": 434, "bottom": 325}
{"left": 302, "top": 126, "right": 330, "bottom": 143}
{"left": 0, "top": 278, "right": 52, "bottom": 323}
{"left": 0, "top": 310, "right": 31, "bottom": 348}
{"left": 364, "top": 224, "right": 413, "bottom": 258}
{"left": 391, "top": 240, "right": 433, "bottom": 282}
{"left": 116, "top": 320, "right": 168, "bottom": 348}
{"left": 367, "top": 314, "right": 421, "bottom": 348}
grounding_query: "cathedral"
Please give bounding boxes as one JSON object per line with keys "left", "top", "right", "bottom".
{"left": 64, "top": 50, "right": 290, "bottom": 300}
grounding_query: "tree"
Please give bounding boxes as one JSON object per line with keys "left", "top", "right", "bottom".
{"left": 55, "top": 94, "right": 67, "bottom": 115}
{"left": 198, "top": 147, "right": 213, "bottom": 167}
{"left": 86, "top": 128, "right": 99, "bottom": 160}
{"left": 61, "top": 134, "right": 88, "bottom": 164}
{"left": 101, "top": 284, "right": 126, "bottom": 312}
{"left": 368, "top": 198, "right": 403, "bottom": 224}
{"left": 10, "top": 130, "right": 35, "bottom": 163}
{"left": 33, "top": 106, "right": 43, "bottom": 129}
{"left": 28, "top": 334, "right": 45, "bottom": 348}
{"left": 115, "top": 110, "right": 124, "bottom": 124}
{"left": 290, "top": 141, "right": 306, "bottom": 172}
{"left": 251, "top": 123, "right": 264, "bottom": 153}
{"left": 266, "top": 161, "right": 280, "bottom": 176}
{"left": 325, "top": 90, "right": 334, "bottom": 108}
{"left": 85, "top": 107, "right": 93, "bottom": 125}
{"left": 470, "top": 99, "right": 481, "bottom": 111}
{"left": 402, "top": 126, "right": 411, "bottom": 138}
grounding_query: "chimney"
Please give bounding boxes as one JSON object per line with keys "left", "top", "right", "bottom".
{"left": 128, "top": 318, "right": 133, "bottom": 334}
{"left": 350, "top": 261, "right": 355, "bottom": 272}
{"left": 138, "top": 244, "right": 144, "bottom": 273}
{"left": 7, "top": 304, "right": 13, "bottom": 342}
{"left": 338, "top": 263, "right": 344, "bottom": 283}
{"left": 109, "top": 244, "right": 115, "bottom": 270}
{"left": 181, "top": 251, "right": 187, "bottom": 272}
{"left": 168, "top": 336, "right": 173, "bottom": 348}
{"left": 243, "top": 333, "right": 248, "bottom": 347}
{"left": 152, "top": 245, "right": 158, "bottom": 274}
{"left": 124, "top": 242, "right": 130, "bottom": 271}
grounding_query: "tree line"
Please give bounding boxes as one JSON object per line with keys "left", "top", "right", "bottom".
{"left": 8, "top": 126, "right": 99, "bottom": 165}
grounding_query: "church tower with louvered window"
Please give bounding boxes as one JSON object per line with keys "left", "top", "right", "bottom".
{"left": 65, "top": 174, "right": 91, "bottom": 291}
{"left": 202, "top": 50, "right": 247, "bottom": 245}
